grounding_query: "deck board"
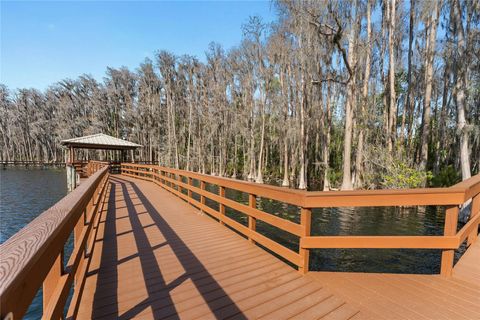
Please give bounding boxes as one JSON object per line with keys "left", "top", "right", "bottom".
{"left": 453, "top": 238, "right": 480, "bottom": 284}
{"left": 76, "top": 175, "right": 356, "bottom": 319}
{"left": 76, "top": 175, "right": 480, "bottom": 319}
{"left": 308, "top": 270, "right": 480, "bottom": 320}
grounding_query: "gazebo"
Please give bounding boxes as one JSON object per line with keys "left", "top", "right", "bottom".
{"left": 61, "top": 133, "right": 142, "bottom": 190}
{"left": 61, "top": 133, "right": 142, "bottom": 164}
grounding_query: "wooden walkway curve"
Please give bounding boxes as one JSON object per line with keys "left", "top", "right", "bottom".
{"left": 2, "top": 164, "right": 479, "bottom": 320}
{"left": 75, "top": 174, "right": 480, "bottom": 320}
{"left": 76, "top": 175, "right": 366, "bottom": 319}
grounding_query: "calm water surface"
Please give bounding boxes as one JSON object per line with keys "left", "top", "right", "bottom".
{"left": 1, "top": 169, "right": 465, "bottom": 319}
{"left": 1, "top": 168, "right": 67, "bottom": 243}
{"left": 194, "top": 182, "right": 465, "bottom": 274}
{"left": 1, "top": 168, "right": 68, "bottom": 319}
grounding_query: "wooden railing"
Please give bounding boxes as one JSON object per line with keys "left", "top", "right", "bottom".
{"left": 121, "top": 163, "right": 480, "bottom": 277}
{"left": 85, "top": 160, "right": 110, "bottom": 177}
{"left": 0, "top": 163, "right": 109, "bottom": 320}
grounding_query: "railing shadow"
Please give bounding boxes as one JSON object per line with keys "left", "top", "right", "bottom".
{"left": 91, "top": 182, "right": 119, "bottom": 318}
{"left": 90, "top": 175, "right": 246, "bottom": 319}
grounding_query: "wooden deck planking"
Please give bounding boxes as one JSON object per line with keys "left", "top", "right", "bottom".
{"left": 453, "top": 237, "right": 480, "bottom": 284}
{"left": 76, "top": 175, "right": 357, "bottom": 319}
{"left": 308, "top": 270, "right": 480, "bottom": 320}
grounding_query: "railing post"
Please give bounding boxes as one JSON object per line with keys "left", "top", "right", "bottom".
{"left": 299, "top": 207, "right": 312, "bottom": 274}
{"left": 74, "top": 209, "right": 86, "bottom": 284}
{"left": 248, "top": 194, "right": 256, "bottom": 243}
{"left": 200, "top": 181, "right": 206, "bottom": 211}
{"left": 87, "top": 186, "right": 95, "bottom": 222}
{"left": 188, "top": 177, "right": 193, "bottom": 203}
{"left": 441, "top": 205, "right": 459, "bottom": 277}
{"left": 43, "top": 251, "right": 64, "bottom": 313}
{"left": 219, "top": 186, "right": 226, "bottom": 225}
{"left": 467, "top": 194, "right": 479, "bottom": 246}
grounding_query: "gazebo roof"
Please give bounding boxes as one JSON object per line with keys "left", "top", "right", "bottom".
{"left": 61, "top": 133, "right": 142, "bottom": 150}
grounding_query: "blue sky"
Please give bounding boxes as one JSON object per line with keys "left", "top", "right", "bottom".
{"left": 1, "top": 1, "right": 276, "bottom": 90}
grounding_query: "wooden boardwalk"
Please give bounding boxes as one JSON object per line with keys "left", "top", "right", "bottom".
{"left": 76, "top": 175, "right": 365, "bottom": 319}
{"left": 2, "top": 164, "right": 479, "bottom": 320}
{"left": 75, "top": 175, "right": 480, "bottom": 319}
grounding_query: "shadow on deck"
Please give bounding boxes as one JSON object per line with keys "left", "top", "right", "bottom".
{"left": 77, "top": 175, "right": 358, "bottom": 320}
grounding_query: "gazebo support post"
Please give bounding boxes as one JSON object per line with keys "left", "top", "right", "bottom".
{"left": 69, "top": 147, "right": 75, "bottom": 164}
{"left": 67, "top": 147, "right": 76, "bottom": 192}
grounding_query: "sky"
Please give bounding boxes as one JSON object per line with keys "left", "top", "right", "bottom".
{"left": 1, "top": 1, "right": 277, "bottom": 90}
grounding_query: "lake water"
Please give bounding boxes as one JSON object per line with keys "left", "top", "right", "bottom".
{"left": 0, "top": 168, "right": 67, "bottom": 243}
{"left": 1, "top": 168, "right": 465, "bottom": 319}
{"left": 0, "top": 167, "right": 68, "bottom": 319}
{"left": 198, "top": 185, "right": 465, "bottom": 275}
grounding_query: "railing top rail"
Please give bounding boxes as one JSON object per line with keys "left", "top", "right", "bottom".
{"left": 303, "top": 188, "right": 467, "bottom": 207}
{"left": 0, "top": 166, "right": 108, "bottom": 297}
{"left": 451, "top": 174, "right": 480, "bottom": 200}
{"left": 122, "top": 163, "right": 306, "bottom": 206}
{"left": 122, "top": 163, "right": 480, "bottom": 207}
{"left": 72, "top": 160, "right": 109, "bottom": 164}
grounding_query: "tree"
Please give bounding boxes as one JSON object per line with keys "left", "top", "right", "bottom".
{"left": 1, "top": 0, "right": 478, "bottom": 189}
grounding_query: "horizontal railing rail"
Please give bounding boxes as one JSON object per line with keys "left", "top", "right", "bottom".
{"left": 134, "top": 160, "right": 160, "bottom": 165}
{"left": 121, "top": 163, "right": 480, "bottom": 277}
{"left": 86, "top": 160, "right": 110, "bottom": 177}
{"left": 0, "top": 162, "right": 109, "bottom": 320}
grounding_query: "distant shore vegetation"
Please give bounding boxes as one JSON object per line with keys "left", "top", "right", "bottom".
{"left": 1, "top": 0, "right": 479, "bottom": 190}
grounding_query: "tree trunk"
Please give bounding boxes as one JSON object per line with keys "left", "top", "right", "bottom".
{"left": 281, "top": 67, "right": 289, "bottom": 187}
{"left": 323, "top": 82, "right": 332, "bottom": 191}
{"left": 419, "top": 0, "right": 439, "bottom": 173}
{"left": 434, "top": 63, "right": 450, "bottom": 174}
{"left": 354, "top": 0, "right": 372, "bottom": 189}
{"left": 403, "top": 0, "right": 415, "bottom": 153}
{"left": 387, "top": 0, "right": 397, "bottom": 154}
{"left": 453, "top": 0, "right": 471, "bottom": 180}
{"left": 341, "top": 5, "right": 357, "bottom": 191}
{"left": 256, "top": 100, "right": 266, "bottom": 184}
{"left": 298, "top": 81, "right": 307, "bottom": 190}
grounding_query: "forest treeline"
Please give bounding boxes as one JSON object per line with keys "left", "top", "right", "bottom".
{"left": 1, "top": 0, "right": 479, "bottom": 190}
